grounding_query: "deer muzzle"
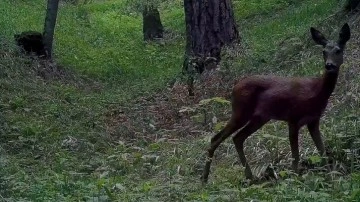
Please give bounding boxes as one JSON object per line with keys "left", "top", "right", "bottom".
{"left": 325, "top": 63, "right": 338, "bottom": 72}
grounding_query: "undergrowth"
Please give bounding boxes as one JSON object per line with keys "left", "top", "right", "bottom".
{"left": 0, "top": 0, "right": 359, "bottom": 201}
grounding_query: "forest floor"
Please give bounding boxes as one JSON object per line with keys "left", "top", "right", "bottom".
{"left": 0, "top": 0, "right": 360, "bottom": 201}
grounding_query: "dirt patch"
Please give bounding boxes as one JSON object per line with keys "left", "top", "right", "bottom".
{"left": 104, "top": 70, "right": 236, "bottom": 142}
{"left": 32, "top": 59, "right": 71, "bottom": 80}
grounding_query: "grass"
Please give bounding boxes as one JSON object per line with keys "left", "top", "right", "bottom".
{"left": 0, "top": 0, "right": 359, "bottom": 201}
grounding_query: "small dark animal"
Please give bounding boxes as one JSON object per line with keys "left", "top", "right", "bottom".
{"left": 201, "top": 23, "right": 351, "bottom": 183}
{"left": 14, "top": 31, "right": 46, "bottom": 57}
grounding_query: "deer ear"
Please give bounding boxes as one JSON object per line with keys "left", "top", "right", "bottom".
{"left": 338, "top": 23, "right": 350, "bottom": 47}
{"left": 310, "top": 27, "right": 328, "bottom": 46}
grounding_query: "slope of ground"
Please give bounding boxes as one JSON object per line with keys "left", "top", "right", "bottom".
{"left": 0, "top": 0, "right": 359, "bottom": 201}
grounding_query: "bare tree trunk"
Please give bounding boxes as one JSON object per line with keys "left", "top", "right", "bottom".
{"left": 143, "top": 6, "right": 164, "bottom": 41}
{"left": 183, "top": 0, "right": 195, "bottom": 96}
{"left": 183, "top": 0, "right": 239, "bottom": 96}
{"left": 345, "top": 0, "right": 360, "bottom": 11}
{"left": 43, "top": 0, "right": 60, "bottom": 59}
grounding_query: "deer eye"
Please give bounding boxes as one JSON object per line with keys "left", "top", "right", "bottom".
{"left": 335, "top": 49, "right": 342, "bottom": 54}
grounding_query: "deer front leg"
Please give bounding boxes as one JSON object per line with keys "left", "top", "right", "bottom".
{"left": 288, "top": 123, "right": 300, "bottom": 173}
{"left": 307, "top": 120, "right": 326, "bottom": 155}
{"left": 307, "top": 120, "right": 329, "bottom": 169}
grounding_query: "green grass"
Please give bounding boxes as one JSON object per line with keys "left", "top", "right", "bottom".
{"left": 0, "top": 1, "right": 45, "bottom": 38}
{"left": 1, "top": 0, "right": 359, "bottom": 201}
{"left": 60, "top": 1, "right": 183, "bottom": 78}
{"left": 244, "top": 1, "right": 339, "bottom": 54}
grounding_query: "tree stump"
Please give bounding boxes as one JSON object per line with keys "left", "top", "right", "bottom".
{"left": 142, "top": 6, "right": 164, "bottom": 41}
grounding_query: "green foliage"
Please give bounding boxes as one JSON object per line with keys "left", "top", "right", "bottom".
{"left": 0, "top": 0, "right": 45, "bottom": 38}
{"left": 0, "top": 0, "right": 359, "bottom": 201}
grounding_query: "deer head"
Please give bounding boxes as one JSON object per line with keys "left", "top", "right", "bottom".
{"left": 310, "top": 23, "right": 351, "bottom": 73}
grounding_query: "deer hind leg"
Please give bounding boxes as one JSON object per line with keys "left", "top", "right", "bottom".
{"left": 201, "top": 114, "right": 249, "bottom": 183}
{"left": 233, "top": 116, "right": 269, "bottom": 179}
{"left": 288, "top": 123, "right": 300, "bottom": 173}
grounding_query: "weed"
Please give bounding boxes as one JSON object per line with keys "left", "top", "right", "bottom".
{"left": 0, "top": 0, "right": 359, "bottom": 201}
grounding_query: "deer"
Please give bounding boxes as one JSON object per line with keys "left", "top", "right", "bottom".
{"left": 201, "top": 23, "right": 351, "bottom": 183}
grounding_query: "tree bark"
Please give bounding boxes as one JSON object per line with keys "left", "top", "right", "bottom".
{"left": 143, "top": 6, "right": 164, "bottom": 41}
{"left": 43, "top": 0, "right": 60, "bottom": 59}
{"left": 183, "top": 0, "right": 239, "bottom": 96}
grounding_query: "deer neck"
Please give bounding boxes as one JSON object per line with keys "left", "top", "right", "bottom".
{"left": 319, "top": 70, "right": 339, "bottom": 99}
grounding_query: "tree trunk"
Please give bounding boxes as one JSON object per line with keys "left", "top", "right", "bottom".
{"left": 143, "top": 6, "right": 164, "bottom": 41}
{"left": 345, "top": 0, "right": 360, "bottom": 11}
{"left": 183, "top": 0, "right": 239, "bottom": 96}
{"left": 43, "top": 0, "right": 60, "bottom": 59}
